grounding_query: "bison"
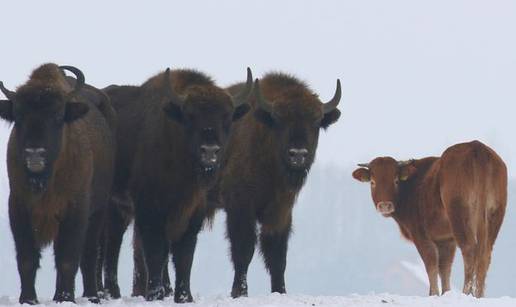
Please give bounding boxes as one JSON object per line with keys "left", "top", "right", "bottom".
{"left": 101, "top": 67, "right": 253, "bottom": 303}
{"left": 213, "top": 73, "right": 342, "bottom": 297}
{"left": 0, "top": 64, "right": 115, "bottom": 304}
{"left": 352, "top": 140, "right": 507, "bottom": 298}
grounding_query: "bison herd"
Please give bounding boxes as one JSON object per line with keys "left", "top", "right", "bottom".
{"left": 0, "top": 63, "right": 507, "bottom": 304}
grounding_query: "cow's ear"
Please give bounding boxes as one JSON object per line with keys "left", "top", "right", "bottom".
{"left": 321, "top": 109, "right": 341, "bottom": 130}
{"left": 0, "top": 100, "right": 14, "bottom": 122}
{"left": 163, "top": 102, "right": 183, "bottom": 123}
{"left": 233, "top": 104, "right": 250, "bottom": 122}
{"left": 64, "top": 102, "right": 89, "bottom": 122}
{"left": 399, "top": 164, "right": 417, "bottom": 181}
{"left": 254, "top": 109, "right": 276, "bottom": 127}
{"left": 352, "top": 168, "right": 370, "bottom": 182}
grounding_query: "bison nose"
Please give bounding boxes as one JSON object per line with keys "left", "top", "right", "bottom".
{"left": 288, "top": 148, "right": 308, "bottom": 167}
{"left": 24, "top": 148, "right": 46, "bottom": 173}
{"left": 376, "top": 201, "right": 395, "bottom": 216}
{"left": 200, "top": 144, "right": 221, "bottom": 167}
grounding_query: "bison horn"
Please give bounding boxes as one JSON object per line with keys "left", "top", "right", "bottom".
{"left": 164, "top": 68, "right": 185, "bottom": 107}
{"left": 232, "top": 67, "right": 253, "bottom": 107}
{"left": 357, "top": 163, "right": 370, "bottom": 168}
{"left": 0, "top": 81, "right": 16, "bottom": 100}
{"left": 59, "top": 66, "right": 85, "bottom": 98}
{"left": 322, "top": 79, "right": 341, "bottom": 114}
{"left": 254, "top": 79, "right": 273, "bottom": 113}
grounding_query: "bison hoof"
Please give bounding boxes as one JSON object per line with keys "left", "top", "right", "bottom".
{"left": 145, "top": 287, "right": 165, "bottom": 301}
{"left": 174, "top": 290, "right": 193, "bottom": 303}
{"left": 53, "top": 291, "right": 75, "bottom": 303}
{"left": 103, "top": 286, "right": 121, "bottom": 299}
{"left": 231, "top": 288, "right": 248, "bottom": 298}
{"left": 164, "top": 284, "right": 173, "bottom": 298}
{"left": 87, "top": 296, "right": 101, "bottom": 304}
{"left": 19, "top": 298, "right": 39, "bottom": 305}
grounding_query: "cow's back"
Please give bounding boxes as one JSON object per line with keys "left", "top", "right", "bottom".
{"left": 439, "top": 140, "right": 507, "bottom": 214}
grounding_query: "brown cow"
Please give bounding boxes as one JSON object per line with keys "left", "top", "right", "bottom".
{"left": 352, "top": 140, "right": 507, "bottom": 298}
{"left": 0, "top": 64, "right": 115, "bottom": 304}
{"left": 214, "top": 73, "right": 342, "bottom": 297}
{"left": 101, "top": 68, "right": 253, "bottom": 303}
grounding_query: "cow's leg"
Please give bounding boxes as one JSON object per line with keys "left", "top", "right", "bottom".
{"left": 446, "top": 200, "right": 476, "bottom": 295}
{"left": 436, "top": 239, "right": 456, "bottom": 294}
{"left": 135, "top": 211, "right": 169, "bottom": 301}
{"left": 227, "top": 207, "right": 257, "bottom": 298}
{"left": 103, "top": 199, "right": 132, "bottom": 299}
{"left": 9, "top": 201, "right": 41, "bottom": 305}
{"left": 81, "top": 209, "right": 107, "bottom": 303}
{"left": 132, "top": 226, "right": 147, "bottom": 297}
{"left": 414, "top": 239, "right": 439, "bottom": 296}
{"left": 475, "top": 206, "right": 505, "bottom": 298}
{"left": 259, "top": 221, "right": 291, "bottom": 294}
{"left": 53, "top": 203, "right": 88, "bottom": 303}
{"left": 170, "top": 211, "right": 204, "bottom": 303}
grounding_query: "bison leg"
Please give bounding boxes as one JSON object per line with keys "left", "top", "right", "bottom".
{"left": 103, "top": 200, "right": 132, "bottom": 299}
{"left": 53, "top": 204, "right": 88, "bottom": 303}
{"left": 227, "top": 208, "right": 257, "bottom": 298}
{"left": 9, "top": 201, "right": 41, "bottom": 305}
{"left": 135, "top": 213, "right": 169, "bottom": 301}
{"left": 413, "top": 239, "right": 439, "bottom": 296}
{"left": 170, "top": 211, "right": 204, "bottom": 303}
{"left": 163, "top": 259, "right": 173, "bottom": 297}
{"left": 259, "top": 225, "right": 291, "bottom": 294}
{"left": 132, "top": 226, "right": 147, "bottom": 297}
{"left": 81, "top": 209, "right": 107, "bottom": 303}
{"left": 435, "top": 239, "right": 456, "bottom": 294}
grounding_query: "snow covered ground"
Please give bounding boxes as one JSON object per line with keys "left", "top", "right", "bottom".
{"left": 0, "top": 292, "right": 515, "bottom": 307}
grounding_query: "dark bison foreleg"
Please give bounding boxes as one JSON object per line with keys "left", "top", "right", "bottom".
{"left": 227, "top": 207, "right": 257, "bottom": 298}
{"left": 103, "top": 196, "right": 133, "bottom": 299}
{"left": 260, "top": 220, "right": 291, "bottom": 294}
{"left": 9, "top": 199, "right": 41, "bottom": 305}
{"left": 135, "top": 210, "right": 169, "bottom": 301}
{"left": 53, "top": 199, "right": 89, "bottom": 303}
{"left": 81, "top": 209, "right": 107, "bottom": 303}
{"left": 132, "top": 226, "right": 147, "bottom": 297}
{"left": 170, "top": 211, "right": 205, "bottom": 303}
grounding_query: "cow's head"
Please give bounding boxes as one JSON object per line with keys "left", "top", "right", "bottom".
{"left": 352, "top": 157, "right": 417, "bottom": 217}
{"left": 0, "top": 65, "right": 89, "bottom": 193}
{"left": 163, "top": 68, "right": 253, "bottom": 183}
{"left": 253, "top": 75, "right": 341, "bottom": 188}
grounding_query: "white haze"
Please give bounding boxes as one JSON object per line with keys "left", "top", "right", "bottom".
{"left": 0, "top": 0, "right": 515, "bottom": 301}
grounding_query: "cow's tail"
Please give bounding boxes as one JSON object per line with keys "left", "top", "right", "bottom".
{"left": 473, "top": 203, "right": 489, "bottom": 297}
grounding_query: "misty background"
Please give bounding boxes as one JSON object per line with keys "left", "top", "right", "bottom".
{"left": 0, "top": 0, "right": 515, "bottom": 299}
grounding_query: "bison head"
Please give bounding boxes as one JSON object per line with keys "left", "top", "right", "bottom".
{"left": 352, "top": 158, "right": 417, "bottom": 217}
{"left": 163, "top": 68, "right": 253, "bottom": 183}
{"left": 253, "top": 76, "right": 341, "bottom": 188}
{"left": 0, "top": 65, "right": 89, "bottom": 193}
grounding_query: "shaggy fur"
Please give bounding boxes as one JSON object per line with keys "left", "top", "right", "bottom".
{"left": 2, "top": 64, "right": 115, "bottom": 304}
{"left": 352, "top": 140, "right": 507, "bottom": 298}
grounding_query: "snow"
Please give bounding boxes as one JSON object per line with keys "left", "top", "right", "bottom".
{"left": 0, "top": 293, "right": 515, "bottom": 307}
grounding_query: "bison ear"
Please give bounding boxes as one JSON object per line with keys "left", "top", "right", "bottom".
{"left": 352, "top": 168, "right": 370, "bottom": 182}
{"left": 321, "top": 109, "right": 341, "bottom": 130}
{"left": 64, "top": 102, "right": 89, "bottom": 123}
{"left": 233, "top": 104, "right": 250, "bottom": 122}
{"left": 254, "top": 109, "right": 276, "bottom": 127}
{"left": 163, "top": 102, "right": 183, "bottom": 123}
{"left": 0, "top": 100, "right": 14, "bottom": 122}
{"left": 399, "top": 164, "right": 417, "bottom": 181}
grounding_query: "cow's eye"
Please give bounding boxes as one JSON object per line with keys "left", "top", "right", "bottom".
{"left": 371, "top": 180, "right": 376, "bottom": 187}
{"left": 394, "top": 178, "right": 400, "bottom": 185}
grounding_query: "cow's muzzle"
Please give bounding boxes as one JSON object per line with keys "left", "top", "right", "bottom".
{"left": 376, "top": 201, "right": 395, "bottom": 216}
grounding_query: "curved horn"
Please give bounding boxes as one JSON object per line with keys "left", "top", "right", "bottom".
{"left": 397, "top": 159, "right": 415, "bottom": 167}
{"left": 322, "top": 79, "right": 341, "bottom": 114}
{"left": 164, "top": 68, "right": 185, "bottom": 107}
{"left": 59, "top": 65, "right": 85, "bottom": 98}
{"left": 254, "top": 79, "right": 273, "bottom": 113}
{"left": 232, "top": 67, "right": 253, "bottom": 107}
{"left": 357, "top": 163, "right": 370, "bottom": 168}
{"left": 0, "top": 81, "right": 16, "bottom": 100}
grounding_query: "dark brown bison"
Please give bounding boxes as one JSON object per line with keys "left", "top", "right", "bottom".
{"left": 213, "top": 73, "right": 341, "bottom": 297}
{"left": 0, "top": 64, "right": 115, "bottom": 304}
{"left": 101, "top": 68, "right": 253, "bottom": 303}
{"left": 352, "top": 140, "right": 507, "bottom": 298}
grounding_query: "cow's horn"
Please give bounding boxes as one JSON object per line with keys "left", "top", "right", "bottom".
{"left": 232, "top": 67, "right": 253, "bottom": 107}
{"left": 397, "top": 160, "right": 414, "bottom": 167}
{"left": 59, "top": 66, "right": 85, "bottom": 98}
{"left": 357, "top": 163, "right": 370, "bottom": 168}
{"left": 0, "top": 81, "right": 15, "bottom": 100}
{"left": 322, "top": 79, "right": 341, "bottom": 114}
